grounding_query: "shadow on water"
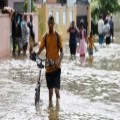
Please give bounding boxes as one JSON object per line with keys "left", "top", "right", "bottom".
{"left": 47, "top": 102, "right": 60, "bottom": 120}
{"left": 34, "top": 100, "right": 60, "bottom": 120}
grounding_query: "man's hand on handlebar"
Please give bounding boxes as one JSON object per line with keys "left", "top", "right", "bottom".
{"left": 30, "top": 52, "right": 37, "bottom": 61}
{"left": 30, "top": 52, "right": 61, "bottom": 68}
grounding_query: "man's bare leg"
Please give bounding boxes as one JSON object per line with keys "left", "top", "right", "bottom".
{"left": 55, "top": 88, "right": 60, "bottom": 102}
{"left": 49, "top": 89, "right": 53, "bottom": 103}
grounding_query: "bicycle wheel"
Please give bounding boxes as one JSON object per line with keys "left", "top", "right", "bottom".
{"left": 35, "top": 82, "right": 40, "bottom": 106}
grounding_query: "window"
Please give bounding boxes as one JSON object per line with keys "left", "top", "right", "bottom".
{"left": 69, "top": 11, "right": 73, "bottom": 23}
{"left": 63, "top": 11, "right": 66, "bottom": 25}
{"left": 56, "top": 11, "right": 60, "bottom": 24}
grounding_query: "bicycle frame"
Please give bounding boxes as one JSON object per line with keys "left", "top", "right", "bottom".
{"left": 35, "top": 57, "right": 44, "bottom": 106}
{"left": 30, "top": 54, "right": 55, "bottom": 107}
{"left": 35, "top": 70, "right": 42, "bottom": 106}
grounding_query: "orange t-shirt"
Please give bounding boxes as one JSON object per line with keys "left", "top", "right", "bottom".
{"left": 88, "top": 36, "right": 94, "bottom": 49}
{"left": 40, "top": 32, "right": 63, "bottom": 73}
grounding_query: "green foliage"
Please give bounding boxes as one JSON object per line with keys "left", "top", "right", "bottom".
{"left": 23, "top": 0, "right": 36, "bottom": 12}
{"left": 4, "top": 0, "right": 8, "bottom": 6}
{"left": 24, "top": 0, "right": 27, "bottom": 12}
{"left": 31, "top": 0, "right": 36, "bottom": 12}
{"left": 91, "top": 0, "right": 120, "bottom": 20}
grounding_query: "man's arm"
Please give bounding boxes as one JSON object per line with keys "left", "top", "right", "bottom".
{"left": 76, "top": 26, "right": 79, "bottom": 33}
{"left": 36, "top": 35, "right": 45, "bottom": 55}
{"left": 36, "top": 47, "right": 44, "bottom": 56}
{"left": 59, "top": 48, "right": 64, "bottom": 62}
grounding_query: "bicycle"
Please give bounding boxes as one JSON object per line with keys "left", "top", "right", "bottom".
{"left": 30, "top": 53, "right": 55, "bottom": 107}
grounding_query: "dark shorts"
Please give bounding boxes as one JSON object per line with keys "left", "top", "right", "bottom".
{"left": 45, "top": 68, "right": 61, "bottom": 89}
{"left": 106, "top": 36, "right": 111, "bottom": 45}
{"left": 88, "top": 48, "right": 93, "bottom": 56}
{"left": 69, "top": 42, "right": 77, "bottom": 55}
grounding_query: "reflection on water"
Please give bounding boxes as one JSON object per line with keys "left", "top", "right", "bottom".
{"left": 0, "top": 44, "right": 120, "bottom": 119}
{"left": 48, "top": 102, "right": 60, "bottom": 120}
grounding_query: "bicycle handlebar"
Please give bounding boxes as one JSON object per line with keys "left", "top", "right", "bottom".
{"left": 36, "top": 56, "right": 46, "bottom": 62}
{"left": 36, "top": 56, "right": 46, "bottom": 69}
{"left": 30, "top": 53, "right": 55, "bottom": 69}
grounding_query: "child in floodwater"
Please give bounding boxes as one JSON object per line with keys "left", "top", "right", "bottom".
{"left": 87, "top": 31, "right": 97, "bottom": 62}
{"left": 78, "top": 20, "right": 87, "bottom": 65}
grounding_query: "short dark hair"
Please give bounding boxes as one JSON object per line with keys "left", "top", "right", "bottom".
{"left": 48, "top": 15, "right": 54, "bottom": 23}
{"left": 30, "top": 15, "right": 33, "bottom": 19}
{"left": 71, "top": 20, "right": 75, "bottom": 25}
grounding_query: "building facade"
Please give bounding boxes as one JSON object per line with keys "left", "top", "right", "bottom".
{"left": 7, "top": 0, "right": 77, "bottom": 41}
{"left": 38, "top": 3, "right": 77, "bottom": 41}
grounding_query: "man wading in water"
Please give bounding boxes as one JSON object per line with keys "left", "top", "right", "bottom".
{"left": 35, "top": 16, "right": 63, "bottom": 104}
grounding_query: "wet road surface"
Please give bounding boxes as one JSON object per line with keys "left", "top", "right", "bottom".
{"left": 0, "top": 43, "right": 120, "bottom": 120}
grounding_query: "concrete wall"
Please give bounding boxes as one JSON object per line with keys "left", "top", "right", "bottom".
{"left": 113, "top": 12, "right": 120, "bottom": 31}
{"left": 0, "top": 14, "right": 10, "bottom": 58}
{"left": 77, "top": 4, "right": 87, "bottom": 16}
{"left": 37, "top": 4, "right": 47, "bottom": 41}
{"left": 0, "top": 13, "right": 39, "bottom": 58}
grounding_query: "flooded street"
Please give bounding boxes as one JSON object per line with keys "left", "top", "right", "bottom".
{"left": 0, "top": 43, "right": 120, "bottom": 120}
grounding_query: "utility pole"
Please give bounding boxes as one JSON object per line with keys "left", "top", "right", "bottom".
{"left": 28, "top": 0, "right": 31, "bottom": 12}
{"left": 87, "top": 0, "right": 91, "bottom": 36}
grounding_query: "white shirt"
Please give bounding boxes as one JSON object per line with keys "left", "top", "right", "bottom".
{"left": 98, "top": 19, "right": 104, "bottom": 34}
{"left": 103, "top": 23, "right": 110, "bottom": 37}
{"left": 22, "top": 22, "right": 30, "bottom": 45}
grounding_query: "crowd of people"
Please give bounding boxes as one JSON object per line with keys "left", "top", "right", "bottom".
{"left": 67, "top": 13, "right": 114, "bottom": 65}
{"left": 31, "top": 16, "right": 63, "bottom": 104}
{"left": 11, "top": 12, "right": 114, "bottom": 104}
{"left": 32, "top": 14, "right": 114, "bottom": 104}
{"left": 67, "top": 19, "right": 95, "bottom": 64}
{"left": 11, "top": 12, "right": 36, "bottom": 56}
{"left": 98, "top": 13, "right": 114, "bottom": 46}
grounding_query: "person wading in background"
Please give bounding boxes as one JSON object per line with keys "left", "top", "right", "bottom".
{"left": 33, "top": 16, "right": 63, "bottom": 104}
{"left": 67, "top": 21, "right": 79, "bottom": 60}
